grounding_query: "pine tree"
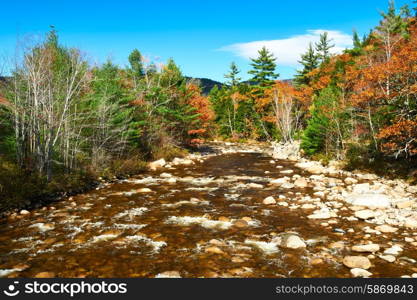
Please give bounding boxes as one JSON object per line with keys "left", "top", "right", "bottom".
{"left": 301, "top": 87, "right": 341, "bottom": 155}
{"left": 224, "top": 62, "right": 241, "bottom": 87}
{"left": 376, "top": 0, "right": 409, "bottom": 61}
{"left": 128, "top": 49, "right": 144, "bottom": 78}
{"left": 353, "top": 30, "right": 362, "bottom": 49}
{"left": 413, "top": 0, "right": 417, "bottom": 17}
{"left": 160, "top": 58, "right": 184, "bottom": 87}
{"left": 315, "top": 32, "right": 335, "bottom": 64}
{"left": 248, "top": 47, "right": 279, "bottom": 87}
{"left": 294, "top": 43, "right": 319, "bottom": 86}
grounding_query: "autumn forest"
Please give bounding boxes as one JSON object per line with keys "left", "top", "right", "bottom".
{"left": 0, "top": 0, "right": 416, "bottom": 211}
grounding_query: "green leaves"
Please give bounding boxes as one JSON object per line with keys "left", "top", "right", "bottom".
{"left": 248, "top": 46, "right": 279, "bottom": 88}
{"left": 315, "top": 32, "right": 335, "bottom": 64}
{"left": 294, "top": 43, "right": 319, "bottom": 86}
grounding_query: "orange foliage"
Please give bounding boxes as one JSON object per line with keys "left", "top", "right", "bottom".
{"left": 378, "top": 119, "right": 417, "bottom": 158}
{"left": 257, "top": 80, "right": 300, "bottom": 111}
{"left": 0, "top": 94, "right": 11, "bottom": 107}
{"left": 186, "top": 84, "right": 214, "bottom": 126}
{"left": 348, "top": 23, "right": 417, "bottom": 108}
{"left": 185, "top": 83, "right": 215, "bottom": 144}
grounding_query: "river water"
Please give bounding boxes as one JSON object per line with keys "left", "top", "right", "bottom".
{"left": 0, "top": 146, "right": 416, "bottom": 278}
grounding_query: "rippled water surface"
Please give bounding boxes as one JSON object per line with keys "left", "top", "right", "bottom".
{"left": 0, "top": 150, "right": 416, "bottom": 278}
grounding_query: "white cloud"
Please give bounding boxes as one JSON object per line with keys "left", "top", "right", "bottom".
{"left": 219, "top": 29, "right": 353, "bottom": 67}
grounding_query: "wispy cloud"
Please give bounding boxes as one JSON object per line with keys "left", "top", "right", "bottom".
{"left": 219, "top": 30, "right": 353, "bottom": 67}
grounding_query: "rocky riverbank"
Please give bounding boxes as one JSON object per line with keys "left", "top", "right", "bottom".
{"left": 0, "top": 141, "right": 416, "bottom": 278}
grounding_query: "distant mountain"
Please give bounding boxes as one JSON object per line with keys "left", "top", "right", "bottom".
{"left": 186, "top": 77, "right": 223, "bottom": 95}
{"left": 186, "top": 77, "right": 294, "bottom": 95}
{"left": 242, "top": 78, "right": 294, "bottom": 86}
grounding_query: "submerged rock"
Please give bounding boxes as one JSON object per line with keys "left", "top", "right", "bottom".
{"left": 155, "top": 271, "right": 181, "bottom": 278}
{"left": 205, "top": 246, "right": 224, "bottom": 254}
{"left": 343, "top": 256, "right": 372, "bottom": 269}
{"left": 233, "top": 220, "right": 248, "bottom": 228}
{"left": 34, "top": 272, "right": 55, "bottom": 278}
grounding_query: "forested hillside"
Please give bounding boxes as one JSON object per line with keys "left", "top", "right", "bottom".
{"left": 209, "top": 0, "right": 417, "bottom": 176}
{"left": 0, "top": 32, "right": 214, "bottom": 211}
{"left": 0, "top": 0, "right": 416, "bottom": 212}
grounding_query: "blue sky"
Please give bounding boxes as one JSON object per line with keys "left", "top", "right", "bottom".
{"left": 0, "top": 0, "right": 412, "bottom": 82}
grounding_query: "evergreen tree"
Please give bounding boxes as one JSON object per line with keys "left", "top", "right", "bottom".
{"left": 224, "top": 62, "right": 241, "bottom": 87}
{"left": 146, "top": 63, "right": 158, "bottom": 76}
{"left": 353, "top": 30, "right": 362, "bottom": 49}
{"left": 301, "top": 87, "right": 341, "bottom": 155}
{"left": 160, "top": 58, "right": 184, "bottom": 87}
{"left": 376, "top": 0, "right": 409, "bottom": 52}
{"left": 248, "top": 47, "right": 279, "bottom": 87}
{"left": 128, "top": 49, "right": 144, "bottom": 78}
{"left": 294, "top": 43, "right": 319, "bottom": 86}
{"left": 315, "top": 32, "right": 335, "bottom": 64}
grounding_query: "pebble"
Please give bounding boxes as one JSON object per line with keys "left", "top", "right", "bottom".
{"left": 233, "top": 220, "right": 248, "bottom": 228}
{"left": 352, "top": 244, "right": 380, "bottom": 253}
{"left": 205, "top": 246, "right": 224, "bottom": 254}
{"left": 34, "top": 272, "right": 55, "bottom": 278}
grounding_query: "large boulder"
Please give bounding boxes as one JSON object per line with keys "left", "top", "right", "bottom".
{"left": 345, "top": 194, "right": 392, "bottom": 209}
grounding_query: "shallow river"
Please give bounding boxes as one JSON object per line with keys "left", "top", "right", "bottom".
{"left": 0, "top": 149, "right": 416, "bottom": 277}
